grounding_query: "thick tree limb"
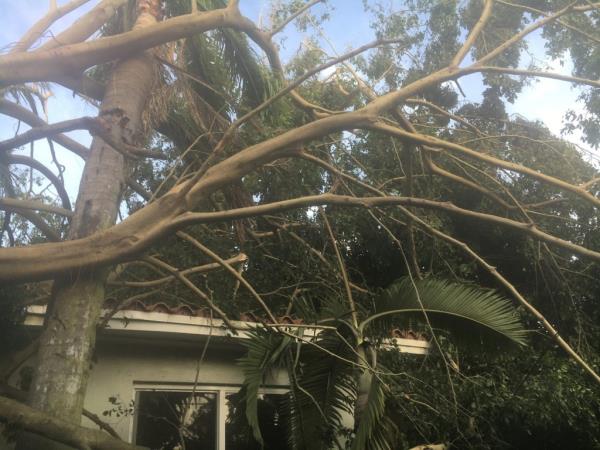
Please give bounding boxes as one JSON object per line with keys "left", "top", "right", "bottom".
{"left": 1, "top": 183, "right": 600, "bottom": 284}
{"left": 0, "top": 7, "right": 235, "bottom": 85}
{"left": 0, "top": 197, "right": 73, "bottom": 217}
{"left": 9, "top": 0, "right": 92, "bottom": 53}
{"left": 38, "top": 0, "right": 129, "bottom": 51}
{"left": 0, "top": 384, "right": 120, "bottom": 439}
{"left": 0, "top": 191, "right": 186, "bottom": 283}
{"left": 0, "top": 395, "right": 140, "bottom": 450}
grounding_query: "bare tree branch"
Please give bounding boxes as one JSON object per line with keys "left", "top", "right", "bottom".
{"left": 269, "top": 0, "right": 324, "bottom": 37}
{"left": 372, "top": 121, "right": 600, "bottom": 208}
{"left": 143, "top": 255, "right": 236, "bottom": 330}
{"left": 0, "top": 6, "right": 235, "bottom": 84}
{"left": 451, "top": 0, "right": 493, "bottom": 67}
{"left": 174, "top": 194, "right": 600, "bottom": 263}
{"left": 0, "top": 116, "right": 167, "bottom": 160}
{"left": 9, "top": 0, "right": 92, "bottom": 53}
{"left": 109, "top": 253, "right": 247, "bottom": 287}
{"left": 176, "top": 231, "right": 278, "bottom": 323}
{"left": 0, "top": 99, "right": 89, "bottom": 159}
{"left": 6, "top": 154, "right": 71, "bottom": 211}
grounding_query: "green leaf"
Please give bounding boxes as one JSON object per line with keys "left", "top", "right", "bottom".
{"left": 285, "top": 329, "right": 356, "bottom": 450}
{"left": 352, "top": 373, "right": 397, "bottom": 450}
{"left": 238, "top": 327, "right": 292, "bottom": 444}
{"left": 362, "top": 277, "right": 527, "bottom": 347}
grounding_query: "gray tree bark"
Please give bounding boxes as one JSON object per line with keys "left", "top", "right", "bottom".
{"left": 20, "top": 2, "right": 160, "bottom": 448}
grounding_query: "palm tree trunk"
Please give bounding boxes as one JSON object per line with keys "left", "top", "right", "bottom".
{"left": 354, "top": 343, "right": 376, "bottom": 424}
{"left": 21, "top": 2, "right": 160, "bottom": 447}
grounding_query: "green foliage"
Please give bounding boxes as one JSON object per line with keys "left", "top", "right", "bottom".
{"left": 367, "top": 277, "right": 528, "bottom": 346}
{"left": 382, "top": 346, "right": 600, "bottom": 449}
{"left": 238, "top": 327, "right": 357, "bottom": 450}
{"left": 0, "top": 285, "right": 26, "bottom": 359}
{"left": 351, "top": 375, "right": 397, "bottom": 450}
{"left": 238, "top": 328, "right": 293, "bottom": 444}
{"left": 239, "top": 274, "right": 526, "bottom": 450}
{"left": 285, "top": 329, "right": 357, "bottom": 450}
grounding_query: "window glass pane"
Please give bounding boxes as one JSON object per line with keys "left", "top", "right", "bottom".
{"left": 136, "top": 391, "right": 217, "bottom": 450}
{"left": 225, "top": 391, "right": 290, "bottom": 450}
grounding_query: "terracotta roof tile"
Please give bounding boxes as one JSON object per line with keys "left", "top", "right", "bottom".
{"left": 101, "top": 300, "right": 424, "bottom": 340}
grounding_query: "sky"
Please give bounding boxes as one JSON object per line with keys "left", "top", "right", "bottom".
{"left": 0, "top": 0, "right": 594, "bottom": 204}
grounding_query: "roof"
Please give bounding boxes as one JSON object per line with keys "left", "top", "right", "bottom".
{"left": 24, "top": 305, "right": 429, "bottom": 354}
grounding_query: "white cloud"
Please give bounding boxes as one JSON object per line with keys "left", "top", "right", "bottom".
{"left": 509, "top": 57, "right": 577, "bottom": 130}
{"left": 507, "top": 54, "right": 597, "bottom": 164}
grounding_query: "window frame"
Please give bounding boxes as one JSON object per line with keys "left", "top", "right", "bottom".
{"left": 130, "top": 383, "right": 289, "bottom": 450}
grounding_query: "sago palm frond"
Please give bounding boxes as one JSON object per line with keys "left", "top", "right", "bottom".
{"left": 240, "top": 326, "right": 356, "bottom": 450}
{"left": 352, "top": 374, "right": 397, "bottom": 450}
{"left": 285, "top": 329, "right": 356, "bottom": 450}
{"left": 238, "top": 327, "right": 293, "bottom": 445}
{"left": 363, "top": 277, "right": 527, "bottom": 347}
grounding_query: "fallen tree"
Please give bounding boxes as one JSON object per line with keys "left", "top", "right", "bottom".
{"left": 1, "top": 0, "right": 599, "bottom": 448}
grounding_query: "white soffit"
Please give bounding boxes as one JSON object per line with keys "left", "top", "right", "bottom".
{"left": 24, "top": 305, "right": 429, "bottom": 354}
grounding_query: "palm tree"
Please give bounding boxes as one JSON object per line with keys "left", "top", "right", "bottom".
{"left": 238, "top": 277, "right": 527, "bottom": 450}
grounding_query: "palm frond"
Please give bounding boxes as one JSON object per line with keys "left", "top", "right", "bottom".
{"left": 155, "top": 0, "right": 277, "bottom": 154}
{"left": 362, "top": 277, "right": 527, "bottom": 347}
{"left": 285, "top": 329, "right": 356, "bottom": 450}
{"left": 238, "top": 327, "right": 293, "bottom": 445}
{"left": 351, "top": 374, "right": 397, "bottom": 450}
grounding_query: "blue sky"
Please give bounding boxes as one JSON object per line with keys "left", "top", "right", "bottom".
{"left": 0, "top": 0, "right": 594, "bottom": 203}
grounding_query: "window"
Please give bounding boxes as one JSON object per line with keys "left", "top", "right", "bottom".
{"left": 133, "top": 386, "right": 290, "bottom": 450}
{"left": 135, "top": 391, "right": 217, "bottom": 450}
{"left": 225, "top": 392, "right": 289, "bottom": 450}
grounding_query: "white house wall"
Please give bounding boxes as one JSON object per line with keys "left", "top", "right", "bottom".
{"left": 1, "top": 306, "right": 428, "bottom": 448}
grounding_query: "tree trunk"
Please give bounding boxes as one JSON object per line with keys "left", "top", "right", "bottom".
{"left": 21, "top": 2, "right": 160, "bottom": 447}
{"left": 354, "top": 342, "right": 377, "bottom": 425}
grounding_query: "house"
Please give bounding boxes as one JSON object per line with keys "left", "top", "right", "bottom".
{"left": 1, "top": 303, "right": 429, "bottom": 449}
